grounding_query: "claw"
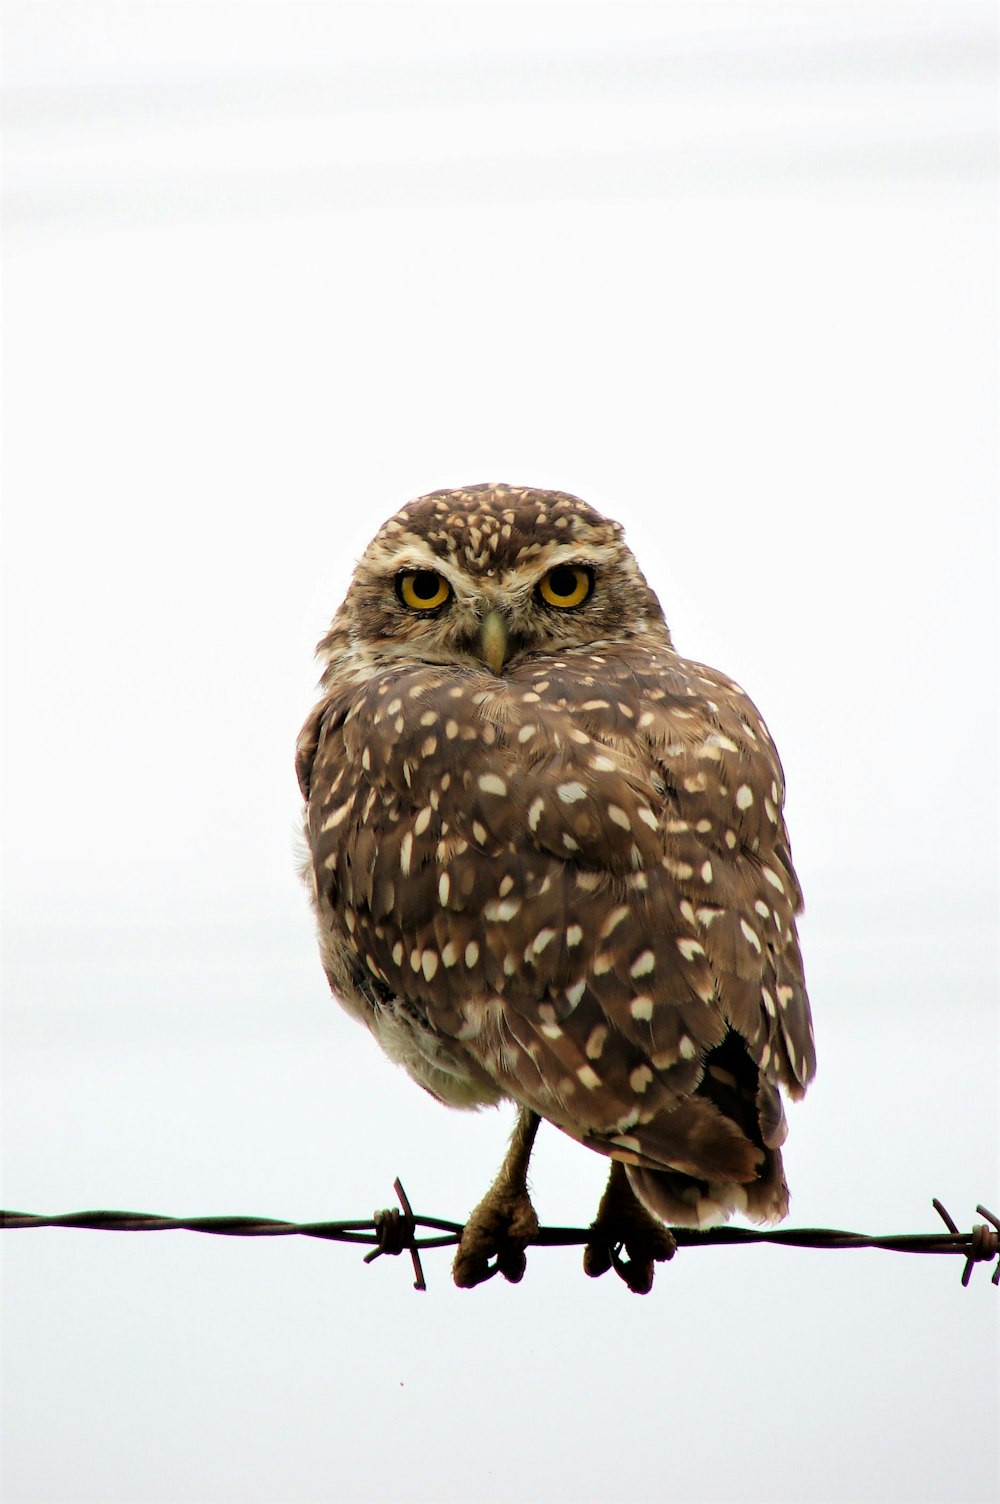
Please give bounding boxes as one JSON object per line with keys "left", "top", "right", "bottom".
{"left": 584, "top": 1161, "right": 676, "bottom": 1294}
{"left": 453, "top": 1188, "right": 539, "bottom": 1287}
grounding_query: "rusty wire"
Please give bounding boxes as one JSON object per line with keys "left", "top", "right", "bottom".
{"left": 2, "top": 1186, "right": 997, "bottom": 1292}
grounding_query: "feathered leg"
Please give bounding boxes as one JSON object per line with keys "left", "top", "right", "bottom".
{"left": 453, "top": 1107, "right": 541, "bottom": 1288}
{"left": 584, "top": 1159, "right": 677, "bottom": 1294}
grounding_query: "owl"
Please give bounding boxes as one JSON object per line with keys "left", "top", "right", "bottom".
{"left": 297, "top": 484, "right": 815, "bottom": 1292}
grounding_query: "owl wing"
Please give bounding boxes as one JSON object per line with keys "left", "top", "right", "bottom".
{"left": 301, "top": 640, "right": 814, "bottom": 1196}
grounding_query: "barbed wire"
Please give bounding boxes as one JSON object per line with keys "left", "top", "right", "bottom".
{"left": 3, "top": 1186, "right": 997, "bottom": 1293}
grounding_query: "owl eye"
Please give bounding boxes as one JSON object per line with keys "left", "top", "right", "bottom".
{"left": 538, "top": 565, "right": 593, "bottom": 610}
{"left": 396, "top": 569, "right": 452, "bottom": 612}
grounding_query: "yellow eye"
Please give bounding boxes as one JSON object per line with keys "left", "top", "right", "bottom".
{"left": 538, "top": 565, "right": 593, "bottom": 610}
{"left": 397, "top": 569, "right": 452, "bottom": 612}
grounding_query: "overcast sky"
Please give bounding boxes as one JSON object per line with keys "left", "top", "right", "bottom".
{"left": 2, "top": 5, "right": 997, "bottom": 1503}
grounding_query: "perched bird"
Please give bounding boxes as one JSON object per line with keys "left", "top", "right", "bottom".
{"left": 297, "top": 484, "right": 815, "bottom": 1291}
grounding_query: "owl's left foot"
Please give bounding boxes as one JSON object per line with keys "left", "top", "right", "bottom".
{"left": 453, "top": 1107, "right": 541, "bottom": 1288}
{"left": 584, "top": 1161, "right": 676, "bottom": 1294}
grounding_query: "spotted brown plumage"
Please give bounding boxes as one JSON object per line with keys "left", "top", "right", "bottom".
{"left": 298, "top": 483, "right": 815, "bottom": 1289}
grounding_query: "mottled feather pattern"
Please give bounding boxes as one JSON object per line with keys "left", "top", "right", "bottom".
{"left": 300, "top": 484, "right": 814, "bottom": 1229}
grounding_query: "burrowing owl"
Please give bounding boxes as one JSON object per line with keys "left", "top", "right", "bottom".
{"left": 297, "top": 484, "right": 815, "bottom": 1291}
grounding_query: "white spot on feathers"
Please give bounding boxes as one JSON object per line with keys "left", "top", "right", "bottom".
{"left": 630, "top": 950, "right": 655, "bottom": 978}
{"left": 599, "top": 906, "right": 629, "bottom": 938}
{"left": 585, "top": 1024, "right": 608, "bottom": 1058}
{"left": 740, "top": 918, "right": 762, "bottom": 953}
{"left": 557, "top": 782, "right": 587, "bottom": 804}
{"left": 478, "top": 773, "right": 507, "bottom": 797}
{"left": 677, "top": 937, "right": 705, "bottom": 961}
{"left": 485, "top": 898, "right": 521, "bottom": 922}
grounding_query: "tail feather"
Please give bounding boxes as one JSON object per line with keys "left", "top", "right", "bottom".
{"left": 625, "top": 1028, "right": 790, "bottom": 1227}
{"left": 627, "top": 1147, "right": 789, "bottom": 1228}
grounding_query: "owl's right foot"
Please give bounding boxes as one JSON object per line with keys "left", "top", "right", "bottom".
{"left": 453, "top": 1106, "right": 541, "bottom": 1288}
{"left": 452, "top": 1184, "right": 540, "bottom": 1287}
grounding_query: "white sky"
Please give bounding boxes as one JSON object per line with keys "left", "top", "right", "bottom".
{"left": 2, "top": 5, "right": 997, "bottom": 1503}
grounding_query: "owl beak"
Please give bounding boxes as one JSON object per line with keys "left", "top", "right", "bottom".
{"left": 477, "top": 608, "right": 510, "bottom": 675}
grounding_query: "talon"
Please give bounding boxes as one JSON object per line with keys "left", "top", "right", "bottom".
{"left": 453, "top": 1190, "right": 539, "bottom": 1288}
{"left": 585, "top": 1161, "right": 676, "bottom": 1294}
{"left": 583, "top": 1238, "right": 614, "bottom": 1279}
{"left": 611, "top": 1243, "right": 659, "bottom": 1295}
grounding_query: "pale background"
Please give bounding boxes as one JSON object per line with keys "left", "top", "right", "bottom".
{"left": 2, "top": 4, "right": 997, "bottom": 1502}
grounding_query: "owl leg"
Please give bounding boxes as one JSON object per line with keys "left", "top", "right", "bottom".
{"left": 584, "top": 1160, "right": 677, "bottom": 1294}
{"left": 453, "top": 1107, "right": 541, "bottom": 1288}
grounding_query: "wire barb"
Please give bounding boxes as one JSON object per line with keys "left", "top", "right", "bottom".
{"left": 933, "top": 1199, "right": 1000, "bottom": 1287}
{"left": 362, "top": 1178, "right": 426, "bottom": 1291}
{"left": 3, "top": 1193, "right": 996, "bottom": 1291}
{"left": 971, "top": 1206, "right": 1000, "bottom": 1288}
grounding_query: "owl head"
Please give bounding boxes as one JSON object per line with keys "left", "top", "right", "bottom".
{"left": 318, "top": 483, "right": 669, "bottom": 683}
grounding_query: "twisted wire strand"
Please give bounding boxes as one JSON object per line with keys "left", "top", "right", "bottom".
{"left": 3, "top": 1188, "right": 997, "bottom": 1292}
